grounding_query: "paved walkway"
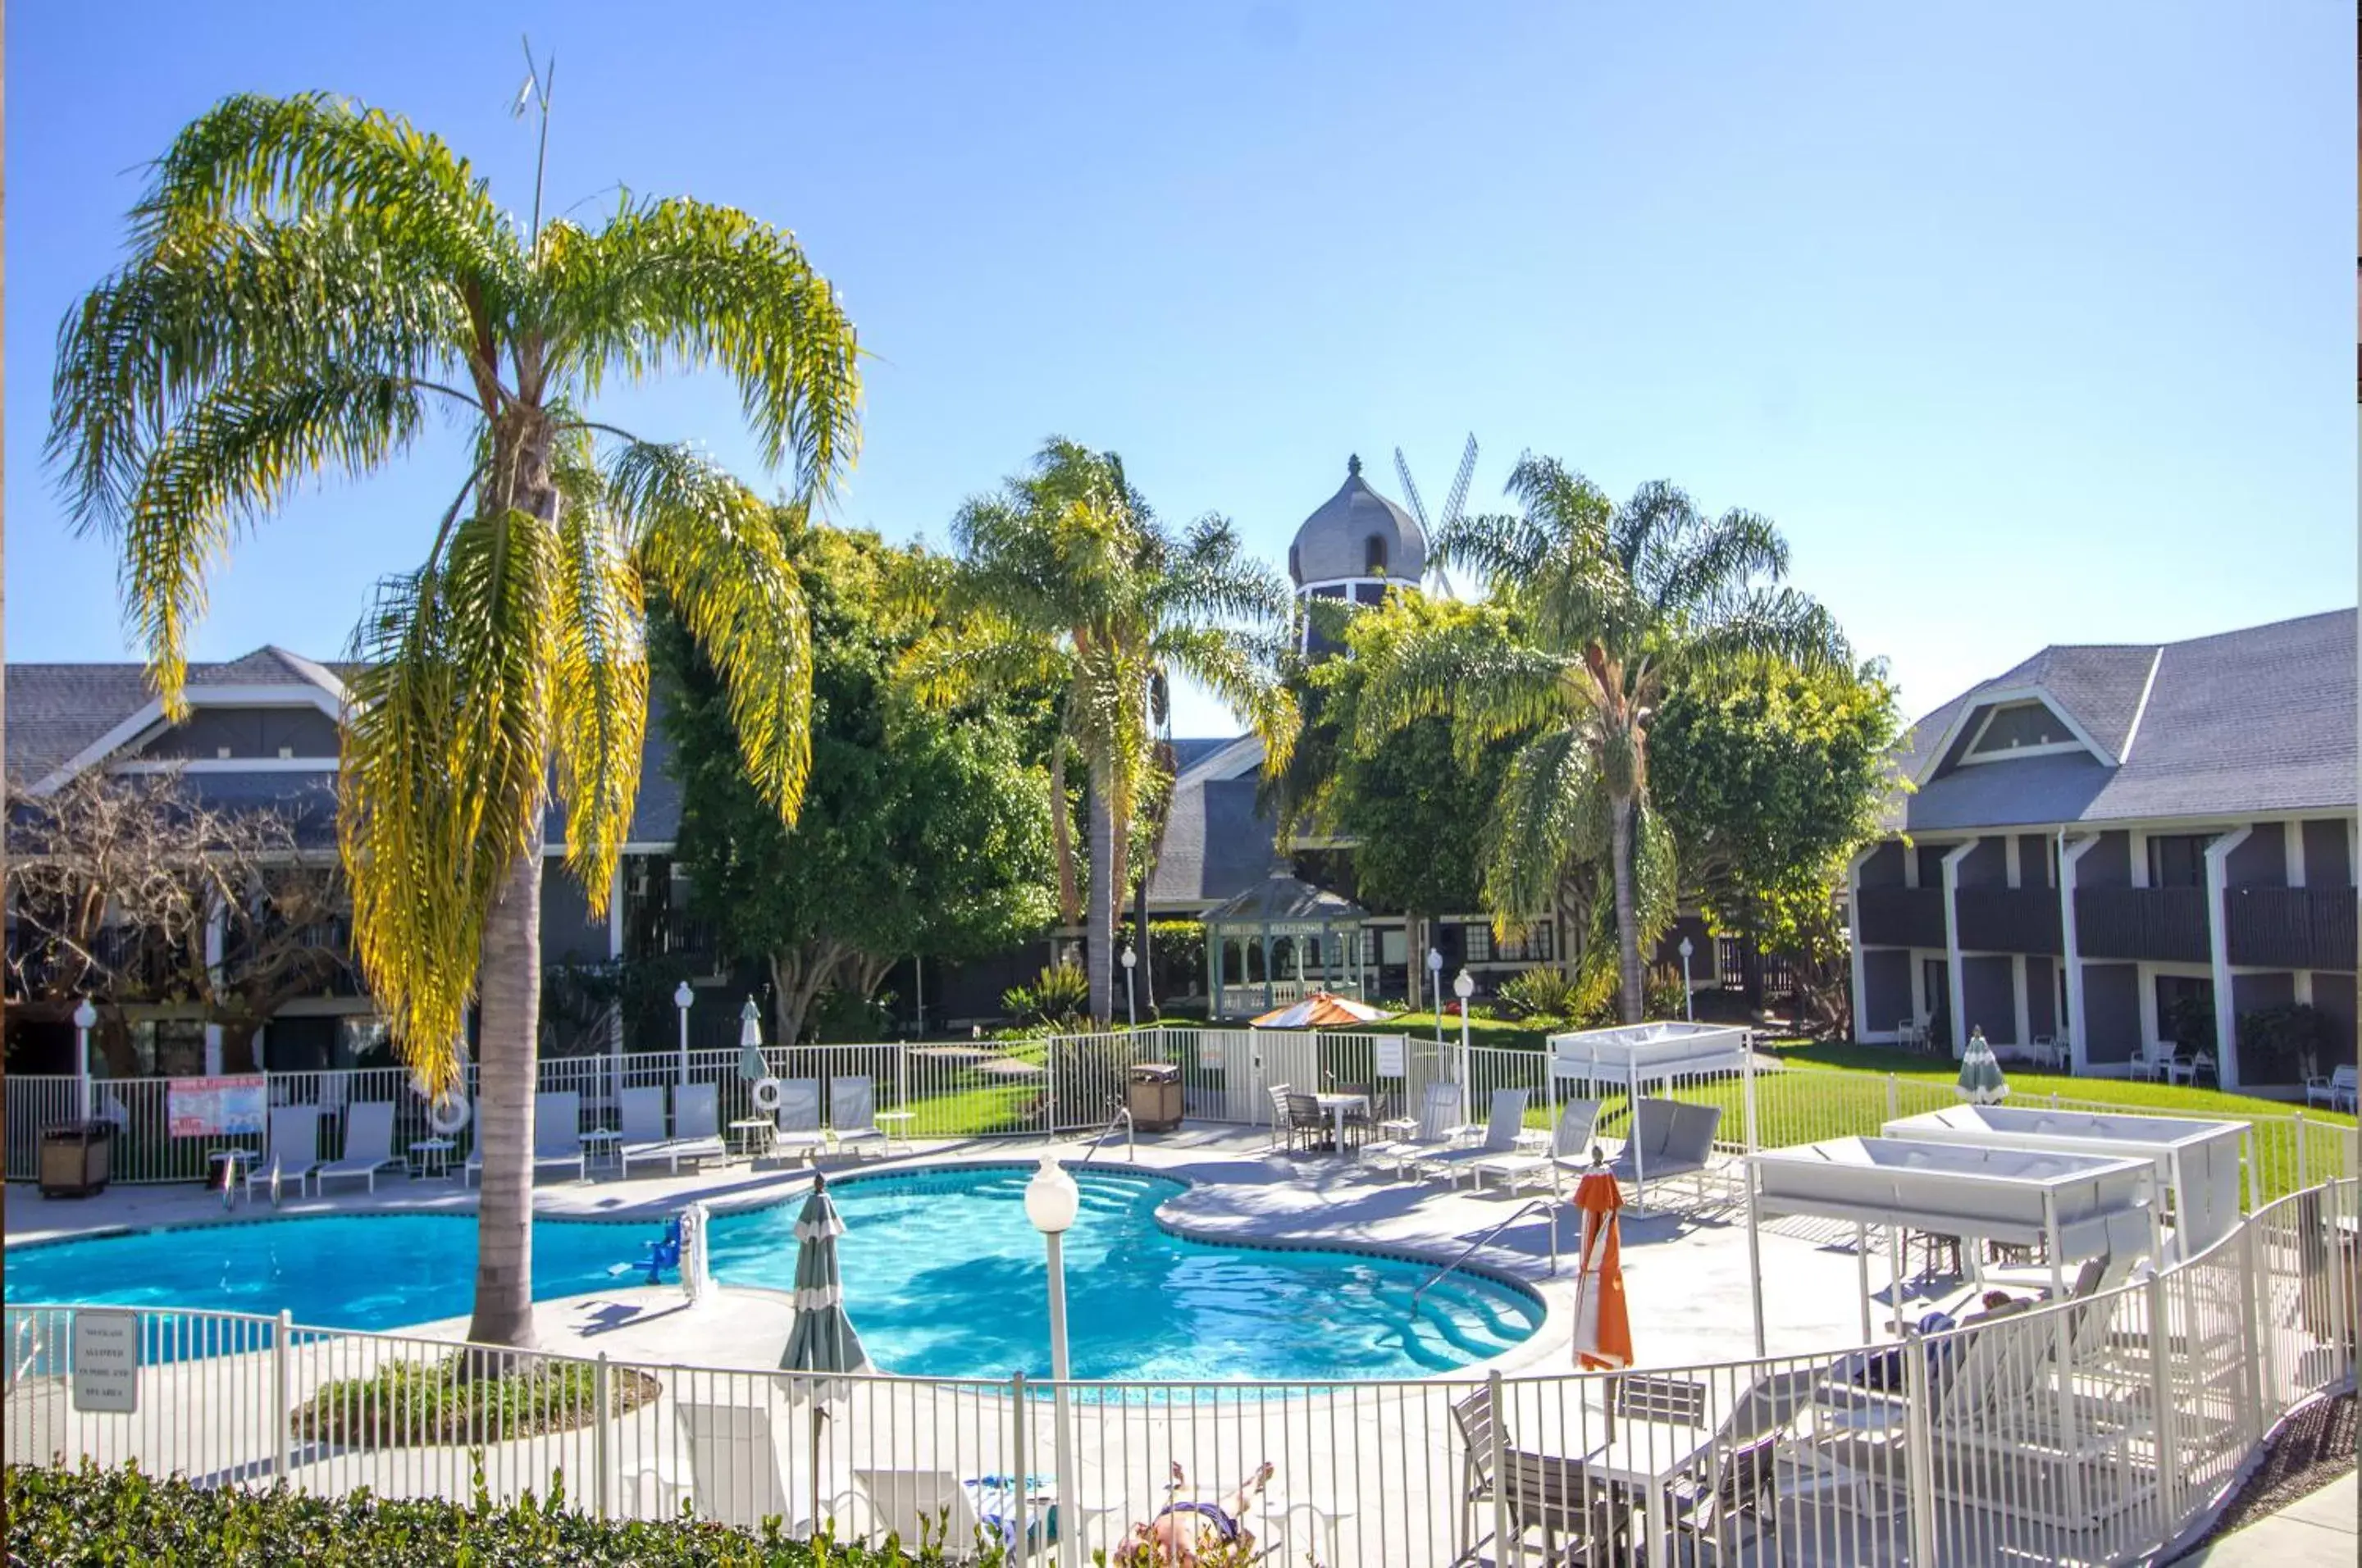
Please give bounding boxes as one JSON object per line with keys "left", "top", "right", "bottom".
{"left": 2179, "top": 1470, "right": 2357, "bottom": 1565}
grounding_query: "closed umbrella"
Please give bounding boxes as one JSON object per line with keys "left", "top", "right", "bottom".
{"left": 737, "top": 996, "right": 770, "bottom": 1083}
{"left": 779, "top": 1174, "right": 872, "bottom": 1528}
{"left": 1955, "top": 1027, "right": 2009, "bottom": 1105}
{"left": 1570, "top": 1169, "right": 1633, "bottom": 1372}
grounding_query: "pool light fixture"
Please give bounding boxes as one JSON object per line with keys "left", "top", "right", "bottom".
{"left": 1678, "top": 937, "right": 1694, "bottom": 1021}
{"left": 1454, "top": 968, "right": 1475, "bottom": 1091}
{"left": 1121, "top": 942, "right": 1138, "bottom": 1029}
{"left": 1427, "top": 947, "right": 1443, "bottom": 1050}
{"left": 73, "top": 996, "right": 98, "bottom": 1124}
{"left": 1024, "top": 1154, "right": 1083, "bottom": 1567}
{"left": 672, "top": 982, "right": 694, "bottom": 1087}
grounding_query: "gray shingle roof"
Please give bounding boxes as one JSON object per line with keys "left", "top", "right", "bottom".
{"left": 1145, "top": 737, "right": 1288, "bottom": 909}
{"left": 1895, "top": 609, "right": 2355, "bottom": 832}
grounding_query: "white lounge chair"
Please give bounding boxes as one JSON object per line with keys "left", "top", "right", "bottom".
{"left": 617, "top": 1086, "right": 673, "bottom": 1177}
{"left": 829, "top": 1076, "right": 887, "bottom": 1160}
{"left": 1470, "top": 1097, "right": 1601, "bottom": 1196}
{"left": 1362, "top": 1082, "right": 1465, "bottom": 1177}
{"left": 663, "top": 1397, "right": 810, "bottom": 1533}
{"left": 663, "top": 1083, "right": 727, "bottom": 1172}
{"left": 773, "top": 1079, "right": 827, "bottom": 1164}
{"left": 467, "top": 1091, "right": 590, "bottom": 1185}
{"left": 1606, "top": 1098, "right": 1723, "bottom": 1204}
{"left": 314, "top": 1101, "right": 401, "bottom": 1193}
{"left": 1420, "top": 1089, "right": 1531, "bottom": 1186}
{"left": 248, "top": 1105, "right": 322, "bottom": 1201}
{"left": 851, "top": 1467, "right": 1116, "bottom": 1559}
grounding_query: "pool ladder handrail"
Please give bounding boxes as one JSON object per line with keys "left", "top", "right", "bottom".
{"left": 1409, "top": 1197, "right": 1560, "bottom": 1308}
{"left": 1079, "top": 1100, "right": 1134, "bottom": 1165}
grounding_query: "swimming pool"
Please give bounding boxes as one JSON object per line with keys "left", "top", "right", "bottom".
{"left": 2, "top": 1166, "right": 1541, "bottom": 1381}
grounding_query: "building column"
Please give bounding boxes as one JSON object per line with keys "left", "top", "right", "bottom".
{"left": 2203, "top": 827, "right": 2252, "bottom": 1091}
{"left": 1846, "top": 850, "right": 1872, "bottom": 1045}
{"left": 2059, "top": 833, "right": 2098, "bottom": 1074}
{"left": 1939, "top": 841, "right": 1979, "bottom": 1059}
{"left": 203, "top": 899, "right": 227, "bottom": 1077}
{"left": 2012, "top": 955, "right": 2031, "bottom": 1047}
{"left": 1204, "top": 923, "right": 1220, "bottom": 1019}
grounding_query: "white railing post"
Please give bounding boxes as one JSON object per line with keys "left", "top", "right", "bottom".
{"left": 2147, "top": 1266, "right": 2181, "bottom": 1525}
{"left": 1486, "top": 1369, "right": 1515, "bottom": 1567}
{"left": 594, "top": 1352, "right": 612, "bottom": 1520}
{"left": 2294, "top": 1113, "right": 2310, "bottom": 1189}
{"left": 1010, "top": 1373, "right": 1031, "bottom": 1554}
{"left": 1885, "top": 1073, "right": 1899, "bottom": 1122}
{"left": 2238, "top": 1214, "right": 2271, "bottom": 1436}
{"left": 1901, "top": 1330, "right": 1938, "bottom": 1568}
{"left": 274, "top": 1309, "right": 294, "bottom": 1483}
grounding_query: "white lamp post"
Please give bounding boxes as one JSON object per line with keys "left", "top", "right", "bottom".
{"left": 1427, "top": 946, "right": 1445, "bottom": 1065}
{"left": 1121, "top": 943, "right": 1138, "bottom": 1029}
{"left": 673, "top": 981, "right": 695, "bottom": 1088}
{"left": 73, "top": 997, "right": 98, "bottom": 1124}
{"left": 1454, "top": 969, "right": 1475, "bottom": 1096}
{"left": 1678, "top": 937, "right": 1695, "bottom": 1022}
{"left": 1024, "top": 1154, "right": 1083, "bottom": 1568}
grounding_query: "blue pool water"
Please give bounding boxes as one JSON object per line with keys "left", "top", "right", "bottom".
{"left": 2, "top": 1167, "right": 1541, "bottom": 1380}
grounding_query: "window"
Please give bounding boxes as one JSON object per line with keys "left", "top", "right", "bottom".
{"left": 2147, "top": 834, "right": 2209, "bottom": 890}
{"left": 1968, "top": 701, "right": 2070, "bottom": 755}
{"left": 1461, "top": 923, "right": 1493, "bottom": 963}
{"left": 1364, "top": 534, "right": 1388, "bottom": 575}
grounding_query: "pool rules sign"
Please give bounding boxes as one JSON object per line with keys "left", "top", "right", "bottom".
{"left": 71, "top": 1309, "right": 139, "bottom": 1413}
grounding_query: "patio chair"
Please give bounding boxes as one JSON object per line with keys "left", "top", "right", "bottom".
{"left": 828, "top": 1076, "right": 888, "bottom": 1160}
{"left": 1448, "top": 1383, "right": 1628, "bottom": 1566}
{"left": 1605, "top": 1098, "right": 1724, "bottom": 1203}
{"left": 1282, "top": 1092, "right": 1334, "bottom": 1154}
{"left": 468, "top": 1090, "right": 590, "bottom": 1185}
{"left": 661, "top": 1083, "right": 728, "bottom": 1173}
{"left": 2306, "top": 1064, "right": 2359, "bottom": 1113}
{"left": 1420, "top": 1089, "right": 1531, "bottom": 1187}
{"left": 851, "top": 1467, "right": 1116, "bottom": 1560}
{"left": 314, "top": 1101, "right": 401, "bottom": 1193}
{"left": 247, "top": 1105, "right": 323, "bottom": 1201}
{"left": 1468, "top": 1097, "right": 1600, "bottom": 1195}
{"left": 662, "top": 1397, "right": 809, "bottom": 1534}
{"left": 1361, "top": 1081, "right": 1464, "bottom": 1178}
{"left": 2132, "top": 1040, "right": 2175, "bottom": 1083}
{"left": 773, "top": 1079, "right": 827, "bottom": 1164}
{"left": 617, "top": 1086, "right": 675, "bottom": 1177}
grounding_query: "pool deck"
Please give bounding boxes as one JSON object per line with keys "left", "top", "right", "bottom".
{"left": 6, "top": 1121, "right": 1986, "bottom": 1372}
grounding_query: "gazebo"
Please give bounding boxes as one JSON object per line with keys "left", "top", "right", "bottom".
{"left": 1202, "top": 868, "right": 1369, "bottom": 1019}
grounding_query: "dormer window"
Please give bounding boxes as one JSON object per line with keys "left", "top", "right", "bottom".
{"left": 1968, "top": 701, "right": 2065, "bottom": 754}
{"left": 1364, "top": 535, "right": 1387, "bottom": 576}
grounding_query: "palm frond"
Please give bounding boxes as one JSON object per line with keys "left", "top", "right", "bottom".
{"left": 1356, "top": 615, "right": 1569, "bottom": 763}
{"left": 610, "top": 441, "right": 811, "bottom": 823}
{"left": 549, "top": 196, "right": 860, "bottom": 495}
{"left": 547, "top": 462, "right": 648, "bottom": 914}
{"left": 1480, "top": 727, "right": 1608, "bottom": 925}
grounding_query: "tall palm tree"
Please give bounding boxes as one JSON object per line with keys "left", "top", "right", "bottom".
{"left": 1362, "top": 456, "right": 1845, "bottom": 1023}
{"left": 48, "top": 93, "right": 859, "bottom": 1347}
{"left": 903, "top": 439, "right": 1298, "bottom": 1023}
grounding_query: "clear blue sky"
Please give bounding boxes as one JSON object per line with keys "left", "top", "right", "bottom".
{"left": 8, "top": 1, "right": 2353, "bottom": 733}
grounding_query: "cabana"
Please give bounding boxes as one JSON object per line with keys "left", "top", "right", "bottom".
{"left": 1882, "top": 1104, "right": 2250, "bottom": 1263}
{"left": 1544, "top": 1022, "right": 1754, "bottom": 1208}
{"left": 1742, "top": 1136, "right": 2158, "bottom": 1356}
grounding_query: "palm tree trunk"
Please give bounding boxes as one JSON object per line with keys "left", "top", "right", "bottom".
{"left": 1610, "top": 793, "right": 1644, "bottom": 1024}
{"left": 1086, "top": 753, "right": 1115, "bottom": 1024}
{"left": 468, "top": 834, "right": 542, "bottom": 1348}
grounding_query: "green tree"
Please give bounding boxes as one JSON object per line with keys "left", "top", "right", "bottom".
{"left": 659, "top": 522, "right": 1056, "bottom": 1044}
{"left": 902, "top": 439, "right": 1298, "bottom": 1023}
{"left": 1362, "top": 458, "right": 1847, "bottom": 1023}
{"left": 1276, "top": 593, "right": 1521, "bottom": 1002}
{"left": 49, "top": 92, "right": 859, "bottom": 1347}
{"left": 1649, "top": 660, "right": 1902, "bottom": 1025}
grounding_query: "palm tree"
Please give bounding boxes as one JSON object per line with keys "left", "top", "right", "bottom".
{"left": 1361, "top": 456, "right": 1846, "bottom": 1023}
{"left": 903, "top": 440, "right": 1298, "bottom": 1023}
{"left": 48, "top": 92, "right": 858, "bottom": 1347}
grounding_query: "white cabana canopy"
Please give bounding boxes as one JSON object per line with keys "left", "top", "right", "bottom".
{"left": 1882, "top": 1104, "right": 2250, "bottom": 1263}
{"left": 1741, "top": 1135, "right": 2158, "bottom": 1353}
{"left": 1545, "top": 1022, "right": 1755, "bottom": 1208}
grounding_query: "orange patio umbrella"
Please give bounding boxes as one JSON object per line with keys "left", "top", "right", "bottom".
{"left": 1570, "top": 1169, "right": 1633, "bottom": 1373}
{"left": 1248, "top": 991, "right": 1388, "bottom": 1028}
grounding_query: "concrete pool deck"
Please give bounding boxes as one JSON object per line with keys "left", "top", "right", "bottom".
{"left": 5, "top": 1121, "right": 1985, "bottom": 1373}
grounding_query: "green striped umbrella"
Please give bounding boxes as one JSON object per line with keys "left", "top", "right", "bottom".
{"left": 1955, "top": 1028, "right": 2010, "bottom": 1105}
{"left": 779, "top": 1173, "right": 870, "bottom": 1529}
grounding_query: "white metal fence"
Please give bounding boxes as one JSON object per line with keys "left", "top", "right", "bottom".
{"left": 8, "top": 1178, "right": 2355, "bottom": 1565}
{"left": 11, "top": 1028, "right": 2354, "bottom": 1204}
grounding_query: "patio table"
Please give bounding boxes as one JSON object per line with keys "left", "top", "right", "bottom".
{"left": 1315, "top": 1092, "right": 1368, "bottom": 1159}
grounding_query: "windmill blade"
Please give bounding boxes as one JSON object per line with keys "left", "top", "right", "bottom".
{"left": 1391, "top": 448, "right": 1431, "bottom": 532}
{"left": 1440, "top": 433, "right": 1479, "bottom": 527}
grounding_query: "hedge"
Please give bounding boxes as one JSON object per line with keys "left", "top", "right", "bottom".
{"left": 2, "top": 1461, "right": 1002, "bottom": 1566}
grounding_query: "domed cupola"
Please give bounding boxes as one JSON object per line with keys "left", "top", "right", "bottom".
{"left": 1288, "top": 454, "right": 1427, "bottom": 601}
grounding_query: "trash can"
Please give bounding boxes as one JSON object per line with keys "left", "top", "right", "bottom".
{"left": 1128, "top": 1063, "right": 1183, "bottom": 1133}
{"left": 39, "top": 1121, "right": 114, "bottom": 1198}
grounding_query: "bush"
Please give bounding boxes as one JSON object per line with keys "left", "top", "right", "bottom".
{"left": 1494, "top": 967, "right": 1581, "bottom": 1023}
{"left": 2239, "top": 1003, "right": 2336, "bottom": 1083}
{"left": 5, "top": 1458, "right": 1001, "bottom": 1565}
{"left": 1001, "top": 963, "right": 1090, "bottom": 1029}
{"left": 291, "top": 1351, "right": 663, "bottom": 1449}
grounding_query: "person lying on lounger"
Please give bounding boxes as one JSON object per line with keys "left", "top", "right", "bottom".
{"left": 1119, "top": 1460, "right": 1274, "bottom": 1566}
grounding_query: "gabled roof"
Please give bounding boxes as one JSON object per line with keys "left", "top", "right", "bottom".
{"left": 1203, "top": 868, "right": 1366, "bottom": 925}
{"left": 1144, "top": 736, "right": 1288, "bottom": 909}
{"left": 1892, "top": 609, "right": 2355, "bottom": 832}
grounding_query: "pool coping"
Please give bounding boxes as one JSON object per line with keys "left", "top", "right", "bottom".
{"left": 4, "top": 1153, "right": 1572, "bottom": 1382}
